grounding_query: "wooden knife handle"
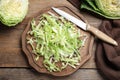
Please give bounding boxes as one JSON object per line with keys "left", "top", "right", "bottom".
{"left": 87, "top": 25, "right": 118, "bottom": 46}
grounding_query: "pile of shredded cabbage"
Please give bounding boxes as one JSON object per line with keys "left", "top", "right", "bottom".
{"left": 27, "top": 12, "right": 84, "bottom": 72}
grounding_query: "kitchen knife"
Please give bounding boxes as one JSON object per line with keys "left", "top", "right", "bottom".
{"left": 52, "top": 7, "right": 118, "bottom": 46}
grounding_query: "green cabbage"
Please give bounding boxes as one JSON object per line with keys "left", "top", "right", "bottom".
{"left": 0, "top": 0, "right": 29, "bottom": 27}
{"left": 81, "top": 0, "right": 120, "bottom": 19}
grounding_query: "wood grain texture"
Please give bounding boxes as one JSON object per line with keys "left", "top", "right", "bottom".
{"left": 0, "top": 68, "right": 107, "bottom": 80}
{"left": 0, "top": 48, "right": 29, "bottom": 67}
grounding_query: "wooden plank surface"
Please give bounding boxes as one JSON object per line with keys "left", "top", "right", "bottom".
{"left": 0, "top": 68, "right": 107, "bottom": 80}
{"left": 0, "top": 0, "right": 106, "bottom": 80}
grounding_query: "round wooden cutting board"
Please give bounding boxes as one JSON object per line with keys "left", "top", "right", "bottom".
{"left": 22, "top": 6, "right": 94, "bottom": 76}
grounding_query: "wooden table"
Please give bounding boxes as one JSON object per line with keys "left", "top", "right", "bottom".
{"left": 0, "top": 0, "right": 107, "bottom": 80}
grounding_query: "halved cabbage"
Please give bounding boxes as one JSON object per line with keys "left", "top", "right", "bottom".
{"left": 0, "top": 0, "right": 29, "bottom": 27}
{"left": 96, "top": 0, "right": 120, "bottom": 17}
{"left": 81, "top": 0, "right": 120, "bottom": 19}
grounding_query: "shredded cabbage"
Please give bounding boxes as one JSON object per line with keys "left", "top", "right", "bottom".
{"left": 27, "top": 13, "right": 85, "bottom": 72}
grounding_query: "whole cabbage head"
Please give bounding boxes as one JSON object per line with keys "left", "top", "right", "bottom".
{"left": 0, "top": 0, "right": 29, "bottom": 27}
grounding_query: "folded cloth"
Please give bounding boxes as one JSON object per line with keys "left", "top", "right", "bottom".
{"left": 67, "top": 0, "right": 120, "bottom": 80}
{"left": 96, "top": 20, "right": 120, "bottom": 80}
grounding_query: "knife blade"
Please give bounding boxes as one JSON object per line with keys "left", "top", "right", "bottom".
{"left": 52, "top": 7, "right": 118, "bottom": 46}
